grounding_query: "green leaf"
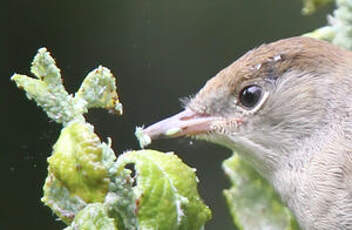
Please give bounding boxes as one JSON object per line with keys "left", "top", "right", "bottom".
{"left": 301, "top": 0, "right": 333, "bottom": 15}
{"left": 64, "top": 203, "right": 118, "bottom": 230}
{"left": 116, "top": 150, "right": 212, "bottom": 230}
{"left": 223, "top": 153, "right": 299, "bottom": 230}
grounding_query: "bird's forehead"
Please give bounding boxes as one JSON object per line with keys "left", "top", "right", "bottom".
{"left": 226, "top": 50, "right": 287, "bottom": 87}
{"left": 225, "top": 38, "right": 312, "bottom": 86}
{"left": 200, "top": 39, "right": 301, "bottom": 94}
{"left": 208, "top": 37, "right": 345, "bottom": 90}
{"left": 189, "top": 36, "right": 346, "bottom": 113}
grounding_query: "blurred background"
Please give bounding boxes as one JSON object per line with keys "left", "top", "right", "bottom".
{"left": 2, "top": 1, "right": 333, "bottom": 229}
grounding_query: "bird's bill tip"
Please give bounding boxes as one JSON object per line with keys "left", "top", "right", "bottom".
{"left": 141, "top": 109, "right": 216, "bottom": 143}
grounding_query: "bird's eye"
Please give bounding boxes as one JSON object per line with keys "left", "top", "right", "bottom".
{"left": 239, "top": 85, "right": 262, "bottom": 108}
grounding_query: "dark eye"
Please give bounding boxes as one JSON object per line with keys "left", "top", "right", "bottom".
{"left": 239, "top": 85, "right": 262, "bottom": 108}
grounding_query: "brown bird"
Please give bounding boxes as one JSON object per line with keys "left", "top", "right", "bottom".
{"left": 142, "top": 37, "right": 352, "bottom": 230}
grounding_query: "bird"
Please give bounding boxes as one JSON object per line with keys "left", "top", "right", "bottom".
{"left": 142, "top": 36, "right": 352, "bottom": 230}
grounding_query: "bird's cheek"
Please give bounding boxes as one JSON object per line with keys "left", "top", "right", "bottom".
{"left": 210, "top": 117, "right": 245, "bottom": 136}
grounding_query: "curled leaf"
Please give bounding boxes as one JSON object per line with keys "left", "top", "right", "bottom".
{"left": 76, "top": 66, "right": 123, "bottom": 115}
{"left": 46, "top": 121, "right": 110, "bottom": 204}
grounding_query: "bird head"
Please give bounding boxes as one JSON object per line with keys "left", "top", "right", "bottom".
{"left": 142, "top": 36, "right": 351, "bottom": 176}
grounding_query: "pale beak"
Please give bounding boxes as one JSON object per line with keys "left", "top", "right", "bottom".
{"left": 143, "top": 109, "right": 218, "bottom": 140}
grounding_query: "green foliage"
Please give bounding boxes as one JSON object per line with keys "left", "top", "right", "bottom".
{"left": 116, "top": 150, "right": 212, "bottom": 230}
{"left": 302, "top": 0, "right": 333, "bottom": 15}
{"left": 47, "top": 121, "right": 110, "bottom": 204}
{"left": 64, "top": 203, "right": 118, "bottom": 230}
{"left": 304, "top": 0, "right": 352, "bottom": 50}
{"left": 223, "top": 154, "right": 299, "bottom": 230}
{"left": 41, "top": 174, "right": 87, "bottom": 224}
{"left": 11, "top": 48, "right": 211, "bottom": 230}
{"left": 12, "top": 48, "right": 83, "bottom": 125}
{"left": 12, "top": 48, "right": 122, "bottom": 126}
{"left": 76, "top": 67, "right": 123, "bottom": 114}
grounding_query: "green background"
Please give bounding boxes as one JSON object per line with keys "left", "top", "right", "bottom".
{"left": 2, "top": 1, "right": 332, "bottom": 229}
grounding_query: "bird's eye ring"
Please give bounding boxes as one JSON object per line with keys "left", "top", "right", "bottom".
{"left": 239, "top": 85, "right": 262, "bottom": 108}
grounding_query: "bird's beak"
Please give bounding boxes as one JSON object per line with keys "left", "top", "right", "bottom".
{"left": 142, "top": 109, "right": 218, "bottom": 141}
